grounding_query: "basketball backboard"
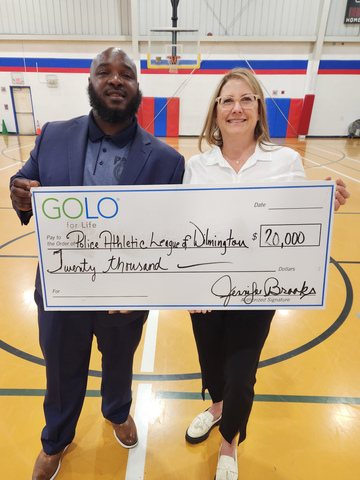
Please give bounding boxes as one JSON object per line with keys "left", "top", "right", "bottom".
{"left": 148, "top": 27, "right": 200, "bottom": 73}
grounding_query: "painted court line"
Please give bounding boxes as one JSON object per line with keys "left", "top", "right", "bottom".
{"left": 308, "top": 146, "right": 360, "bottom": 164}
{"left": 4, "top": 143, "right": 35, "bottom": 153}
{"left": 155, "top": 391, "right": 360, "bottom": 405}
{"left": 345, "top": 156, "right": 360, "bottom": 164}
{"left": 125, "top": 383, "right": 152, "bottom": 480}
{"left": 308, "top": 145, "right": 343, "bottom": 157}
{"left": 140, "top": 310, "right": 159, "bottom": 372}
{"left": 2, "top": 389, "right": 360, "bottom": 405}
{"left": 125, "top": 311, "right": 159, "bottom": 478}
{"left": 302, "top": 156, "right": 360, "bottom": 184}
{"left": 0, "top": 161, "right": 22, "bottom": 171}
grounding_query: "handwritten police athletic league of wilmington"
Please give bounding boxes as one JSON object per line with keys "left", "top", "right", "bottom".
{"left": 31, "top": 182, "right": 335, "bottom": 311}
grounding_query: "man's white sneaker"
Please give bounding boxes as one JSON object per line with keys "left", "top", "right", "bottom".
{"left": 185, "top": 410, "right": 222, "bottom": 444}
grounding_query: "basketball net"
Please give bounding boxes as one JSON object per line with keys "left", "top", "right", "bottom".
{"left": 167, "top": 55, "right": 180, "bottom": 74}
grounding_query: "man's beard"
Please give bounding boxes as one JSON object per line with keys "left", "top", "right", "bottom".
{"left": 87, "top": 82, "right": 142, "bottom": 124}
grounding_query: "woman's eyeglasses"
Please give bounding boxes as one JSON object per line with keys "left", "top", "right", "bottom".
{"left": 216, "top": 94, "right": 260, "bottom": 109}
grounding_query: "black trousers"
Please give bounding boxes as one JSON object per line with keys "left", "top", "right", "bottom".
{"left": 36, "top": 290, "right": 147, "bottom": 455}
{"left": 190, "top": 309, "right": 274, "bottom": 444}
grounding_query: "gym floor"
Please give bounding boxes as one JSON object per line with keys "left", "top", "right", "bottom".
{"left": 0, "top": 134, "right": 359, "bottom": 479}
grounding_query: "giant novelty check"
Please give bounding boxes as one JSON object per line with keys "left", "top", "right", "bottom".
{"left": 31, "top": 182, "right": 335, "bottom": 311}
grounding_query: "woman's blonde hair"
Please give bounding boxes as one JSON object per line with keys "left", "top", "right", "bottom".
{"left": 198, "top": 68, "right": 271, "bottom": 152}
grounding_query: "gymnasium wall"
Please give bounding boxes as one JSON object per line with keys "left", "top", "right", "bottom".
{"left": 0, "top": 40, "right": 359, "bottom": 137}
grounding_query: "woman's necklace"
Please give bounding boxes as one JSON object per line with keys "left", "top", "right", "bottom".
{"left": 224, "top": 155, "right": 240, "bottom": 165}
{"left": 223, "top": 142, "right": 256, "bottom": 167}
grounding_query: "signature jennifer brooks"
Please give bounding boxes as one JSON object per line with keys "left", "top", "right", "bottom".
{"left": 210, "top": 275, "right": 317, "bottom": 307}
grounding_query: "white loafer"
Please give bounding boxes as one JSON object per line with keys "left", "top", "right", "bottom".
{"left": 214, "top": 450, "right": 238, "bottom": 480}
{"left": 185, "top": 410, "right": 222, "bottom": 444}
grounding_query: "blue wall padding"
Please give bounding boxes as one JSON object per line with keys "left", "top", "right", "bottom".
{"left": 266, "top": 98, "right": 291, "bottom": 138}
{"left": 154, "top": 97, "right": 167, "bottom": 137}
{"left": 266, "top": 98, "right": 277, "bottom": 138}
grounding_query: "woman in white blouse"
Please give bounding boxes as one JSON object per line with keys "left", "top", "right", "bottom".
{"left": 183, "top": 68, "right": 349, "bottom": 480}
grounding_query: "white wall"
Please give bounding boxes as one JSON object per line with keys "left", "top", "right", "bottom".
{"left": 309, "top": 75, "right": 360, "bottom": 136}
{"left": 308, "top": 43, "right": 360, "bottom": 136}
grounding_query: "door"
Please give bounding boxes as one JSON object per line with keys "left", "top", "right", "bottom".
{"left": 11, "top": 87, "right": 35, "bottom": 135}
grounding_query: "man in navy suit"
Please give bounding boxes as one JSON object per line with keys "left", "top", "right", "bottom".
{"left": 10, "top": 47, "right": 184, "bottom": 480}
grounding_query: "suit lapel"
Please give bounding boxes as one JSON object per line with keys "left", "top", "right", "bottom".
{"left": 119, "top": 126, "right": 152, "bottom": 185}
{"left": 67, "top": 116, "right": 89, "bottom": 186}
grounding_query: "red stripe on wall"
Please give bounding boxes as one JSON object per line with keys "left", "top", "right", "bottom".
{"left": 26, "top": 67, "right": 90, "bottom": 73}
{"left": 249, "top": 69, "right": 307, "bottom": 75}
{"left": 140, "top": 69, "right": 307, "bottom": 75}
{"left": 0, "top": 67, "right": 24, "bottom": 71}
{"left": 298, "top": 95, "right": 315, "bottom": 136}
{"left": 318, "top": 69, "right": 360, "bottom": 74}
{"left": 166, "top": 97, "right": 179, "bottom": 137}
{"left": 286, "top": 99, "right": 303, "bottom": 138}
{"left": 0, "top": 67, "right": 90, "bottom": 73}
{"left": 3, "top": 67, "right": 359, "bottom": 75}
{"left": 140, "top": 69, "right": 199, "bottom": 75}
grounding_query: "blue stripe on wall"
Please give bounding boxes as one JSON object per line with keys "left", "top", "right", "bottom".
{"left": 154, "top": 97, "right": 167, "bottom": 137}
{"left": 0, "top": 58, "right": 24, "bottom": 67}
{"left": 319, "top": 60, "right": 360, "bottom": 70}
{"left": 198, "top": 60, "right": 308, "bottom": 70}
{"left": 1, "top": 57, "right": 359, "bottom": 75}
{"left": 25, "top": 58, "right": 92, "bottom": 69}
{"left": 0, "top": 57, "right": 91, "bottom": 69}
{"left": 2, "top": 57, "right": 359, "bottom": 73}
{"left": 141, "top": 59, "right": 309, "bottom": 71}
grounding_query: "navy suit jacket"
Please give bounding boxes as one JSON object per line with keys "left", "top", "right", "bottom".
{"left": 11, "top": 114, "right": 185, "bottom": 320}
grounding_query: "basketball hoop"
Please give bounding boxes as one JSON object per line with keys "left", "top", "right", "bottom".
{"left": 167, "top": 55, "right": 180, "bottom": 74}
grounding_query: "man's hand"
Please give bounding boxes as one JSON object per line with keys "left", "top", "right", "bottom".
{"left": 10, "top": 178, "right": 40, "bottom": 211}
{"left": 324, "top": 177, "right": 350, "bottom": 211}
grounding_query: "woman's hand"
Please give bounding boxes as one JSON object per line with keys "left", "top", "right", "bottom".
{"left": 324, "top": 177, "right": 350, "bottom": 211}
{"left": 188, "top": 310, "right": 212, "bottom": 314}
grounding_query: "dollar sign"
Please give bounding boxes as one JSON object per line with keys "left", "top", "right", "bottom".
{"left": 252, "top": 233, "right": 258, "bottom": 241}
